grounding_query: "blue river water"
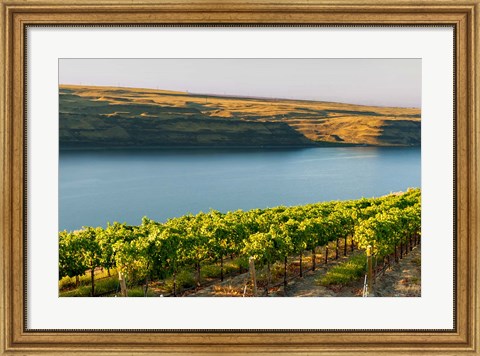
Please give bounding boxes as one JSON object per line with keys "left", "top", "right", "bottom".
{"left": 59, "top": 147, "right": 420, "bottom": 231}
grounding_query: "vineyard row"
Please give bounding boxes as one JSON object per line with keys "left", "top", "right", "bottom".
{"left": 59, "top": 188, "right": 421, "bottom": 296}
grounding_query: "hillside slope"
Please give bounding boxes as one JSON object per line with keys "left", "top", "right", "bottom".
{"left": 59, "top": 85, "right": 421, "bottom": 149}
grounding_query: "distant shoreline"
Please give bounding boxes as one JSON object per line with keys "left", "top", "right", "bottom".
{"left": 59, "top": 143, "right": 421, "bottom": 151}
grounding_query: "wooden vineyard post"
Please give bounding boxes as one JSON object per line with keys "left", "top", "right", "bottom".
{"left": 118, "top": 271, "right": 128, "bottom": 297}
{"left": 143, "top": 276, "right": 149, "bottom": 297}
{"left": 312, "top": 248, "right": 316, "bottom": 271}
{"left": 367, "top": 245, "right": 373, "bottom": 296}
{"left": 299, "top": 253, "right": 303, "bottom": 278}
{"left": 335, "top": 238, "right": 339, "bottom": 260}
{"left": 249, "top": 257, "right": 257, "bottom": 297}
{"left": 325, "top": 246, "right": 329, "bottom": 265}
{"left": 195, "top": 263, "right": 201, "bottom": 287}
{"left": 344, "top": 235, "right": 348, "bottom": 256}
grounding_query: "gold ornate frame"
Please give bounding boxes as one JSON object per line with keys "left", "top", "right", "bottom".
{"left": 1, "top": 0, "right": 478, "bottom": 354}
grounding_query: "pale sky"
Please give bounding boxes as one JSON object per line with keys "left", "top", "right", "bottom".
{"left": 59, "top": 58, "right": 421, "bottom": 108}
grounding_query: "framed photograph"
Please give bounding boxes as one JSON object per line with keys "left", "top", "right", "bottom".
{"left": 1, "top": 0, "right": 478, "bottom": 354}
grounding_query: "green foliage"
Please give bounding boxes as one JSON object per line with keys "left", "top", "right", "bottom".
{"left": 59, "top": 276, "right": 118, "bottom": 297}
{"left": 353, "top": 191, "right": 421, "bottom": 258}
{"left": 59, "top": 268, "right": 115, "bottom": 290}
{"left": 59, "top": 230, "right": 88, "bottom": 279}
{"left": 98, "top": 222, "right": 136, "bottom": 271}
{"left": 223, "top": 259, "right": 243, "bottom": 274}
{"left": 113, "top": 236, "right": 152, "bottom": 285}
{"left": 59, "top": 286, "right": 92, "bottom": 297}
{"left": 318, "top": 253, "right": 367, "bottom": 286}
{"left": 177, "top": 213, "right": 210, "bottom": 267}
{"left": 77, "top": 226, "right": 103, "bottom": 271}
{"left": 200, "top": 264, "right": 222, "bottom": 279}
{"left": 164, "top": 269, "right": 196, "bottom": 293}
{"left": 242, "top": 231, "right": 278, "bottom": 267}
{"left": 230, "top": 256, "right": 249, "bottom": 272}
{"left": 126, "top": 287, "right": 156, "bottom": 297}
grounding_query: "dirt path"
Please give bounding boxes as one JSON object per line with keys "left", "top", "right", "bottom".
{"left": 283, "top": 245, "right": 421, "bottom": 297}
{"left": 186, "top": 245, "right": 421, "bottom": 297}
{"left": 367, "top": 245, "right": 421, "bottom": 297}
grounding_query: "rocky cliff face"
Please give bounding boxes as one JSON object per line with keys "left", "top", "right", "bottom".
{"left": 59, "top": 85, "right": 421, "bottom": 149}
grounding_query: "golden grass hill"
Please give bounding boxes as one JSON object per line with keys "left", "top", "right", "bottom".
{"left": 59, "top": 85, "right": 421, "bottom": 149}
